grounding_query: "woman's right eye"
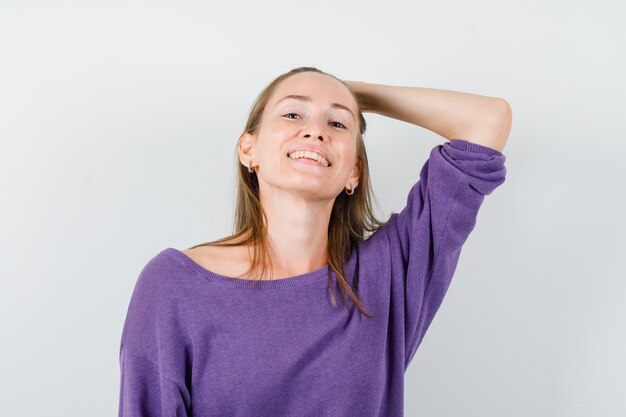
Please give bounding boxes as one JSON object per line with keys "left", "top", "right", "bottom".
{"left": 284, "top": 113, "right": 300, "bottom": 119}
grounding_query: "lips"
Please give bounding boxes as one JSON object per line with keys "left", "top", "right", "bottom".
{"left": 286, "top": 146, "right": 332, "bottom": 166}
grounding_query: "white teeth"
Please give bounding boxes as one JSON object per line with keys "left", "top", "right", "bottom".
{"left": 288, "top": 150, "right": 330, "bottom": 167}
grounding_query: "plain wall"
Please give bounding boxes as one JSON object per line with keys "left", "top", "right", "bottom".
{"left": 1, "top": 0, "right": 624, "bottom": 416}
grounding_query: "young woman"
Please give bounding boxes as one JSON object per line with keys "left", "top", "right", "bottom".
{"left": 118, "top": 67, "right": 510, "bottom": 416}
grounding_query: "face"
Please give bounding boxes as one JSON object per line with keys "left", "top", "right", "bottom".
{"left": 239, "top": 71, "right": 361, "bottom": 200}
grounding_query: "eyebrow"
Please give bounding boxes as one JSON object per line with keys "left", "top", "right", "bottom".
{"left": 274, "top": 94, "right": 356, "bottom": 120}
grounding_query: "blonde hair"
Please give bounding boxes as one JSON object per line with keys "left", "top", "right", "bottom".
{"left": 188, "top": 66, "right": 391, "bottom": 318}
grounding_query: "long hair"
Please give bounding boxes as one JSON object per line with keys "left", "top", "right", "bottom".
{"left": 187, "top": 66, "right": 391, "bottom": 318}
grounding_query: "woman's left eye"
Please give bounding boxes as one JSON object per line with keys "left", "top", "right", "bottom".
{"left": 330, "top": 121, "right": 347, "bottom": 129}
{"left": 284, "top": 113, "right": 301, "bottom": 119}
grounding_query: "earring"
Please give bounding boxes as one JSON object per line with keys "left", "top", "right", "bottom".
{"left": 345, "top": 183, "right": 355, "bottom": 195}
{"left": 248, "top": 161, "right": 255, "bottom": 174}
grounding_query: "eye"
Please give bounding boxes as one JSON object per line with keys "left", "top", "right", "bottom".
{"left": 330, "top": 121, "right": 347, "bottom": 129}
{"left": 283, "top": 113, "right": 301, "bottom": 119}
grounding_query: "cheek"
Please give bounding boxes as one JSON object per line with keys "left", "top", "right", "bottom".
{"left": 340, "top": 143, "right": 358, "bottom": 163}
{"left": 269, "top": 125, "right": 299, "bottom": 144}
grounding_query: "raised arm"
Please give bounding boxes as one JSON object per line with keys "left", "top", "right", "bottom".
{"left": 343, "top": 80, "right": 512, "bottom": 152}
{"left": 341, "top": 78, "right": 509, "bottom": 368}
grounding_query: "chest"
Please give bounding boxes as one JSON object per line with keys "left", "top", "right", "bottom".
{"left": 186, "top": 289, "right": 388, "bottom": 415}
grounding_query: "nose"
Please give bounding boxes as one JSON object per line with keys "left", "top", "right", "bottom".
{"left": 304, "top": 132, "right": 324, "bottom": 141}
{"left": 303, "top": 114, "right": 327, "bottom": 141}
{"left": 304, "top": 121, "right": 325, "bottom": 141}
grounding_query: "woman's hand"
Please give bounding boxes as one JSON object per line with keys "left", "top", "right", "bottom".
{"left": 342, "top": 80, "right": 371, "bottom": 113}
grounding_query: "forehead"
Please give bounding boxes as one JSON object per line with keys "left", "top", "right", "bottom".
{"left": 270, "top": 72, "right": 357, "bottom": 113}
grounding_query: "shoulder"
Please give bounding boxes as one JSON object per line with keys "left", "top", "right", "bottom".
{"left": 180, "top": 246, "right": 217, "bottom": 270}
{"left": 180, "top": 244, "right": 252, "bottom": 279}
{"left": 130, "top": 246, "right": 205, "bottom": 295}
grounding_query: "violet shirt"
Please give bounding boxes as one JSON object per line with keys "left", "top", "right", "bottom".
{"left": 118, "top": 139, "right": 507, "bottom": 416}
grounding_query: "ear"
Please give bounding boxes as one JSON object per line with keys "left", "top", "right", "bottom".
{"left": 238, "top": 132, "right": 256, "bottom": 168}
{"left": 348, "top": 158, "right": 361, "bottom": 188}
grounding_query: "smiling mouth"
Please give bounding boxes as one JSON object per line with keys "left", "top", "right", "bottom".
{"left": 288, "top": 157, "right": 329, "bottom": 168}
{"left": 285, "top": 152, "right": 332, "bottom": 167}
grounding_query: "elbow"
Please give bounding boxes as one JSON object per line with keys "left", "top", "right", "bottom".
{"left": 493, "top": 98, "right": 512, "bottom": 128}
{"left": 450, "top": 98, "right": 513, "bottom": 153}
{"left": 485, "top": 99, "right": 512, "bottom": 153}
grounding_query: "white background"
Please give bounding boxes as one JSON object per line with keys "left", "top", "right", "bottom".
{"left": 1, "top": 0, "right": 624, "bottom": 416}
